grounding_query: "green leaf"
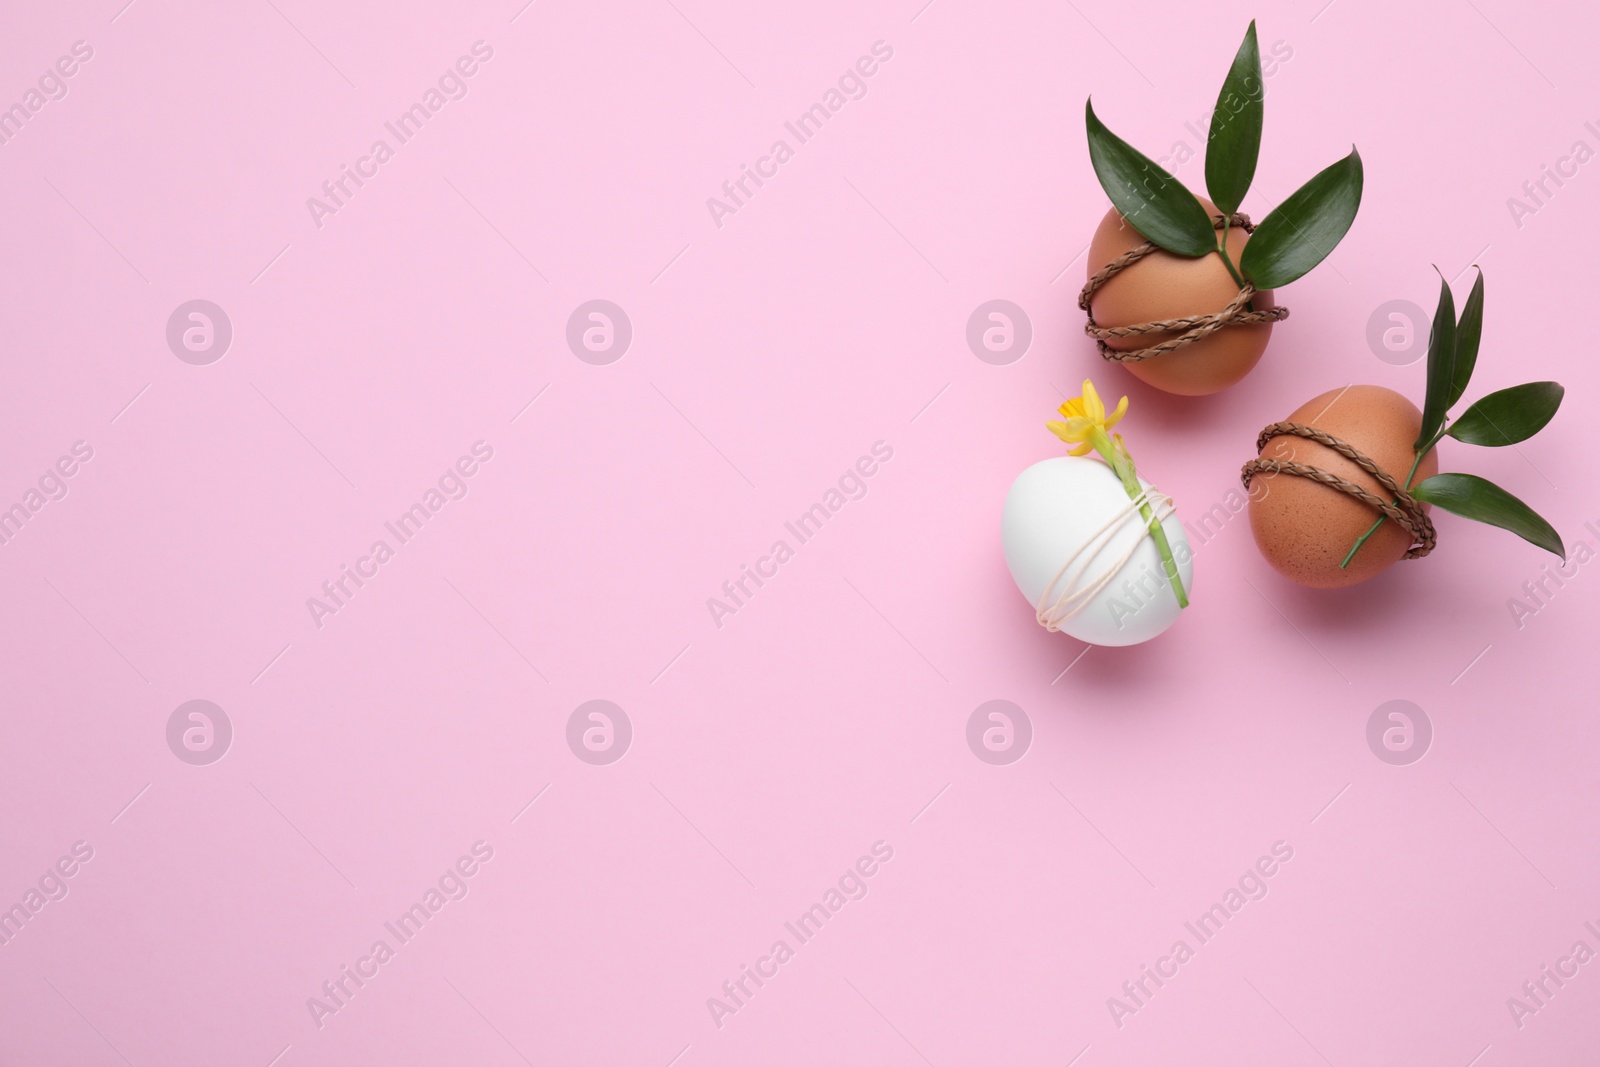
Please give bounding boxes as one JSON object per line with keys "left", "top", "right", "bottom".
{"left": 1085, "top": 98, "right": 1217, "bottom": 257}
{"left": 1204, "top": 21, "right": 1264, "bottom": 216}
{"left": 1238, "top": 147, "right": 1363, "bottom": 290}
{"left": 1412, "top": 473, "right": 1564, "bottom": 559}
{"left": 1415, "top": 269, "right": 1456, "bottom": 450}
{"left": 1446, "top": 381, "right": 1564, "bottom": 446}
{"left": 1447, "top": 269, "right": 1484, "bottom": 409}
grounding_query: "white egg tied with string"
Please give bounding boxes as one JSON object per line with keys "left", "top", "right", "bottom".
{"left": 1001, "top": 456, "right": 1194, "bottom": 647}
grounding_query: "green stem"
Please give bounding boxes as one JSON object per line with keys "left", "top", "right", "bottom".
{"left": 1214, "top": 220, "right": 1252, "bottom": 309}
{"left": 1338, "top": 430, "right": 1440, "bottom": 569}
{"left": 1090, "top": 429, "right": 1189, "bottom": 609}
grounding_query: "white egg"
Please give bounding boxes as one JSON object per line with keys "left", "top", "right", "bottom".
{"left": 1001, "top": 456, "right": 1194, "bottom": 646}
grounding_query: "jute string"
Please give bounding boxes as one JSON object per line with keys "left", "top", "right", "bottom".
{"left": 1239, "top": 422, "right": 1436, "bottom": 560}
{"left": 1079, "top": 213, "right": 1290, "bottom": 364}
{"left": 1035, "top": 487, "right": 1179, "bottom": 632}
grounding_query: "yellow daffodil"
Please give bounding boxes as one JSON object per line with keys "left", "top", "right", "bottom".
{"left": 1047, "top": 379, "right": 1129, "bottom": 456}
{"left": 1041, "top": 381, "right": 1188, "bottom": 609}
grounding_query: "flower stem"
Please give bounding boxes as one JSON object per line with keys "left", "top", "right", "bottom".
{"left": 1338, "top": 445, "right": 1431, "bottom": 570}
{"left": 1091, "top": 429, "right": 1188, "bottom": 609}
{"left": 1214, "top": 219, "right": 1252, "bottom": 310}
{"left": 1138, "top": 493, "right": 1190, "bottom": 609}
{"left": 1216, "top": 218, "right": 1247, "bottom": 287}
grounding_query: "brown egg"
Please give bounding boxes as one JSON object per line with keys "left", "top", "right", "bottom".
{"left": 1085, "top": 199, "right": 1276, "bottom": 396}
{"left": 1247, "top": 385, "right": 1439, "bottom": 588}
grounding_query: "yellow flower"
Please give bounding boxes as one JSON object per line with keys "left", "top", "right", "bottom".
{"left": 1047, "top": 379, "right": 1128, "bottom": 456}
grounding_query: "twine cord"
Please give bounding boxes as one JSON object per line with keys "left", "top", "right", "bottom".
{"left": 1035, "top": 487, "right": 1179, "bottom": 632}
{"left": 1079, "top": 213, "right": 1290, "bottom": 364}
{"left": 1239, "top": 422, "right": 1436, "bottom": 560}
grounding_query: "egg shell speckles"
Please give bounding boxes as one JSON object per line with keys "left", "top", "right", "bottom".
{"left": 1085, "top": 200, "right": 1276, "bottom": 397}
{"left": 1247, "top": 385, "right": 1439, "bottom": 589}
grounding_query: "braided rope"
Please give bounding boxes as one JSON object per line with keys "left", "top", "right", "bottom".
{"left": 1079, "top": 213, "right": 1290, "bottom": 364}
{"left": 1239, "top": 422, "right": 1436, "bottom": 560}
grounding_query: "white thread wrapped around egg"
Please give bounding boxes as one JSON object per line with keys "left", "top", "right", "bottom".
{"left": 1001, "top": 457, "right": 1193, "bottom": 646}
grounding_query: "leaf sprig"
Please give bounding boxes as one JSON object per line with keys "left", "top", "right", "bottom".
{"left": 1085, "top": 21, "right": 1363, "bottom": 292}
{"left": 1342, "top": 270, "right": 1566, "bottom": 567}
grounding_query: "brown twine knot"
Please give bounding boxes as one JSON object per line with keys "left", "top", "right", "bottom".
{"left": 1239, "top": 422, "right": 1436, "bottom": 560}
{"left": 1079, "top": 213, "right": 1290, "bottom": 364}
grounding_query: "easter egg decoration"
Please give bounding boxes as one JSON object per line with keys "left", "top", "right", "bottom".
{"left": 1243, "top": 269, "right": 1566, "bottom": 588}
{"left": 1080, "top": 21, "right": 1364, "bottom": 395}
{"left": 1245, "top": 385, "right": 1438, "bottom": 587}
{"left": 1002, "top": 381, "right": 1193, "bottom": 646}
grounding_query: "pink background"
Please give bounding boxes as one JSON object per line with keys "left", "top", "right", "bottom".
{"left": 2, "top": 0, "right": 1598, "bottom": 1063}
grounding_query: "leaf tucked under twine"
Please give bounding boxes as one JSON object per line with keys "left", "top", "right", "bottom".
{"left": 1079, "top": 213, "right": 1288, "bottom": 364}
{"left": 1341, "top": 270, "right": 1567, "bottom": 568}
{"left": 1205, "top": 21, "right": 1264, "bottom": 217}
{"left": 1085, "top": 98, "right": 1217, "bottom": 258}
{"left": 1238, "top": 148, "right": 1364, "bottom": 290}
{"left": 1411, "top": 473, "right": 1565, "bottom": 558}
{"left": 1415, "top": 268, "right": 1457, "bottom": 450}
{"left": 1447, "top": 382, "right": 1564, "bottom": 447}
{"left": 1448, "top": 269, "right": 1485, "bottom": 409}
